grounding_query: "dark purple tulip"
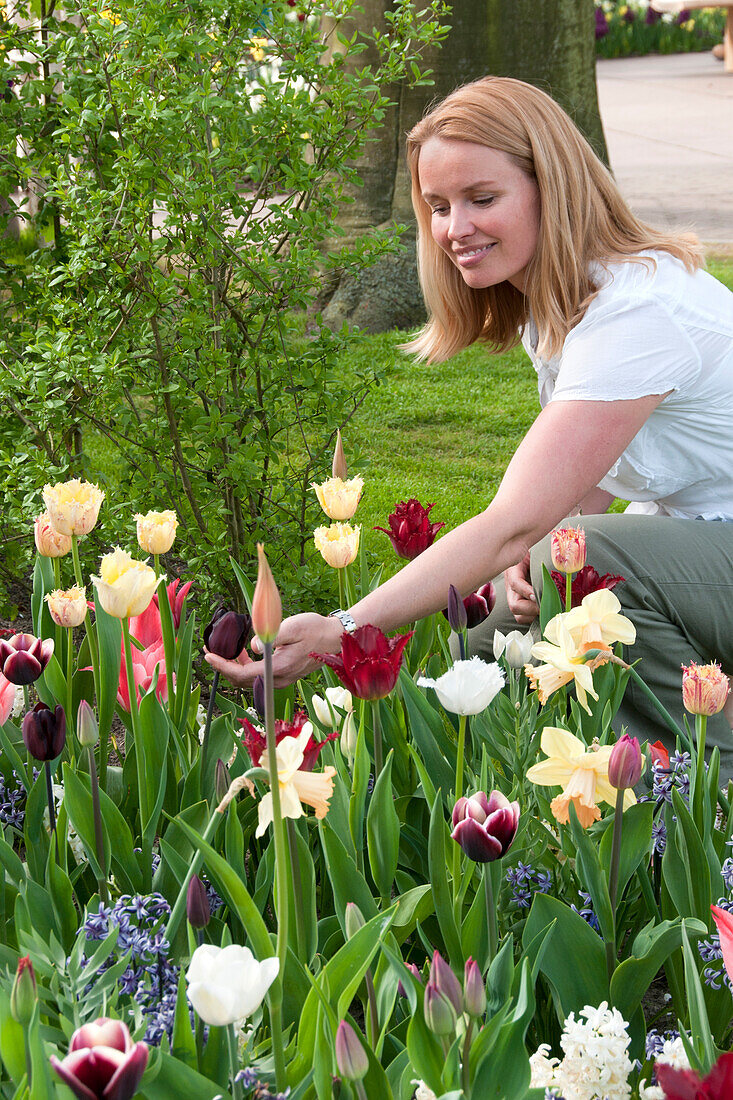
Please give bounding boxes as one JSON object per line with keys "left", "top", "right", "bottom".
{"left": 675, "top": 7, "right": 691, "bottom": 23}
{"left": 451, "top": 790, "right": 520, "bottom": 863}
{"left": 623, "top": 6, "right": 635, "bottom": 22}
{"left": 595, "top": 6, "right": 609, "bottom": 38}
{"left": 22, "top": 703, "right": 66, "bottom": 762}
{"left": 442, "top": 582, "right": 495, "bottom": 630}
{"left": 186, "top": 874, "right": 210, "bottom": 930}
{"left": 50, "top": 1016, "right": 148, "bottom": 1100}
{"left": 0, "top": 633, "right": 54, "bottom": 686}
{"left": 429, "top": 951, "right": 463, "bottom": 1016}
{"left": 252, "top": 674, "right": 265, "bottom": 719}
{"left": 203, "top": 607, "right": 252, "bottom": 661}
{"left": 446, "top": 585, "right": 467, "bottom": 633}
{"left": 645, "top": 4, "right": 661, "bottom": 24}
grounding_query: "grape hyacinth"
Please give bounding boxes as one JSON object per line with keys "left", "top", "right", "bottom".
{"left": 506, "top": 862, "right": 552, "bottom": 908}
{"left": 0, "top": 768, "right": 34, "bottom": 831}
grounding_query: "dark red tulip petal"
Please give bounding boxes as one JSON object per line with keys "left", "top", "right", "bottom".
{"left": 105, "top": 1042, "right": 148, "bottom": 1100}
{"left": 654, "top": 1062, "right": 702, "bottom": 1100}
{"left": 551, "top": 565, "right": 624, "bottom": 610}
{"left": 703, "top": 1053, "right": 733, "bottom": 1096}
{"left": 451, "top": 818, "right": 503, "bottom": 863}
{"left": 311, "top": 625, "right": 413, "bottom": 702}
{"left": 484, "top": 806, "right": 519, "bottom": 851}
{"left": 4, "top": 650, "right": 43, "bottom": 685}
{"left": 375, "top": 499, "right": 445, "bottom": 560}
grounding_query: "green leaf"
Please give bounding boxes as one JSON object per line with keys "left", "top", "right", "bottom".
{"left": 523, "top": 893, "right": 608, "bottom": 1016}
{"left": 349, "top": 705, "right": 370, "bottom": 855}
{"left": 428, "top": 793, "right": 463, "bottom": 968}
{"left": 567, "top": 802, "right": 614, "bottom": 944}
{"left": 681, "top": 923, "right": 716, "bottom": 1073}
{"left": 62, "top": 764, "right": 111, "bottom": 882}
{"left": 539, "top": 563, "right": 563, "bottom": 631}
{"left": 170, "top": 971, "right": 197, "bottom": 1069}
{"left": 367, "top": 752, "right": 399, "bottom": 900}
{"left": 319, "top": 818, "right": 378, "bottom": 934}
{"left": 45, "top": 843, "right": 77, "bottom": 953}
{"left": 95, "top": 599, "right": 122, "bottom": 750}
{"left": 599, "top": 801, "right": 654, "bottom": 902}
{"left": 471, "top": 958, "right": 534, "bottom": 1099}
{"left": 142, "top": 1048, "right": 232, "bottom": 1100}
{"left": 610, "top": 916, "right": 707, "bottom": 1020}
{"left": 399, "top": 669, "right": 455, "bottom": 798}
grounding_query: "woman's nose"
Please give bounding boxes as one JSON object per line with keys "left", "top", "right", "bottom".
{"left": 447, "top": 205, "right": 475, "bottom": 241}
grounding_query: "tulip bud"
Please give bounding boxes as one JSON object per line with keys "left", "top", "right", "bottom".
{"left": 76, "top": 700, "right": 99, "bottom": 748}
{"left": 22, "top": 702, "right": 66, "bottom": 762}
{"left": 682, "top": 661, "right": 730, "bottom": 717}
{"left": 186, "top": 874, "right": 211, "bottom": 930}
{"left": 463, "top": 958, "right": 486, "bottom": 1018}
{"left": 10, "top": 957, "right": 37, "bottom": 1026}
{"left": 446, "top": 585, "right": 467, "bottom": 633}
{"left": 335, "top": 1020, "right": 369, "bottom": 1082}
{"left": 608, "top": 734, "right": 643, "bottom": 790}
{"left": 423, "top": 982, "right": 457, "bottom": 1036}
{"left": 215, "top": 759, "right": 230, "bottom": 803}
{"left": 397, "top": 962, "right": 422, "bottom": 997}
{"left": 550, "top": 525, "right": 586, "bottom": 574}
{"left": 332, "top": 429, "right": 348, "bottom": 480}
{"left": 252, "top": 544, "right": 282, "bottom": 644}
{"left": 344, "top": 902, "right": 365, "bottom": 940}
{"left": 429, "top": 951, "right": 463, "bottom": 1017}
{"left": 203, "top": 607, "right": 252, "bottom": 661}
{"left": 252, "top": 674, "right": 265, "bottom": 719}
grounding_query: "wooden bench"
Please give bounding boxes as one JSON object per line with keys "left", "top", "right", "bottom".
{"left": 651, "top": 0, "right": 732, "bottom": 72}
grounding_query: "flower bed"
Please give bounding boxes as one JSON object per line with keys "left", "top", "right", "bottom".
{"left": 595, "top": 2, "right": 726, "bottom": 56}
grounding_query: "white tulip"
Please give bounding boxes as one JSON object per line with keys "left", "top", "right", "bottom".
{"left": 493, "top": 629, "right": 535, "bottom": 669}
{"left": 186, "top": 944, "right": 279, "bottom": 1027}
{"left": 340, "top": 709, "right": 358, "bottom": 764}
{"left": 311, "top": 686, "right": 353, "bottom": 729}
{"left": 417, "top": 657, "right": 505, "bottom": 716}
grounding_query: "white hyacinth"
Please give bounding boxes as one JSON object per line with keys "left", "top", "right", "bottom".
{"left": 529, "top": 1002, "right": 634, "bottom": 1100}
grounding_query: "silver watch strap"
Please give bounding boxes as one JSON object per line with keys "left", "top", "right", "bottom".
{"left": 329, "top": 608, "right": 357, "bottom": 634}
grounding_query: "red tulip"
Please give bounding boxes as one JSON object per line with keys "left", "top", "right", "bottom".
{"left": 451, "top": 790, "right": 519, "bottom": 863}
{"left": 0, "top": 673, "right": 16, "bottom": 726}
{"left": 711, "top": 904, "right": 733, "bottom": 988}
{"left": 649, "top": 740, "right": 670, "bottom": 769}
{"left": 241, "top": 710, "right": 338, "bottom": 772}
{"left": 551, "top": 565, "right": 624, "bottom": 610}
{"left": 50, "top": 1017, "right": 148, "bottom": 1100}
{"left": 0, "top": 633, "right": 54, "bottom": 686}
{"left": 374, "top": 499, "right": 445, "bottom": 561}
{"left": 129, "top": 579, "right": 192, "bottom": 647}
{"left": 310, "top": 624, "right": 414, "bottom": 701}
{"left": 656, "top": 1052, "right": 733, "bottom": 1099}
{"left": 22, "top": 702, "right": 66, "bottom": 762}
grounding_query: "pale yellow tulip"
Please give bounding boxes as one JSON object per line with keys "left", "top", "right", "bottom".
{"left": 312, "top": 477, "right": 364, "bottom": 521}
{"left": 313, "top": 523, "right": 360, "bottom": 568}
{"left": 91, "top": 548, "right": 158, "bottom": 619}
{"left": 135, "top": 510, "right": 178, "bottom": 555}
{"left": 45, "top": 586, "right": 87, "bottom": 628}
{"left": 42, "top": 479, "right": 105, "bottom": 537}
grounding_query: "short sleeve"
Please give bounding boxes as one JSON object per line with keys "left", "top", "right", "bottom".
{"left": 550, "top": 294, "right": 701, "bottom": 403}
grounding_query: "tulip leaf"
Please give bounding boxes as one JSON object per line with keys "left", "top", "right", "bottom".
{"left": 399, "top": 669, "right": 455, "bottom": 799}
{"left": 229, "top": 556, "right": 254, "bottom": 615}
{"left": 471, "top": 958, "right": 534, "bottom": 1099}
{"left": 599, "top": 801, "right": 654, "bottom": 903}
{"left": 143, "top": 1049, "right": 232, "bottom": 1100}
{"left": 40, "top": 653, "right": 66, "bottom": 710}
{"left": 567, "top": 802, "right": 614, "bottom": 944}
{"left": 319, "top": 818, "right": 378, "bottom": 933}
{"left": 0, "top": 722, "right": 28, "bottom": 791}
{"left": 538, "top": 563, "right": 563, "bottom": 632}
{"left": 405, "top": 1004, "right": 446, "bottom": 1094}
{"left": 31, "top": 553, "right": 55, "bottom": 641}
{"left": 28, "top": 1001, "right": 55, "bottom": 1100}
{"left": 523, "top": 893, "right": 608, "bottom": 1017}
{"left": 170, "top": 970, "right": 197, "bottom": 1068}
{"left": 95, "top": 599, "right": 122, "bottom": 755}
{"left": 137, "top": 689, "right": 171, "bottom": 845}
{"left": 348, "top": 704, "right": 370, "bottom": 855}
{"left": 681, "top": 922, "right": 717, "bottom": 1074}
{"left": 0, "top": 987, "right": 26, "bottom": 1083}
{"left": 45, "top": 844, "right": 77, "bottom": 954}
{"left": 0, "top": 832, "right": 27, "bottom": 889}
{"left": 367, "top": 752, "right": 399, "bottom": 901}
{"left": 428, "top": 793, "right": 463, "bottom": 969}
{"left": 173, "top": 611, "right": 196, "bottom": 732}
{"left": 96, "top": 783, "right": 144, "bottom": 894}
{"left": 668, "top": 789, "right": 711, "bottom": 922}
{"left": 610, "top": 916, "right": 706, "bottom": 1020}
{"left": 61, "top": 764, "right": 111, "bottom": 883}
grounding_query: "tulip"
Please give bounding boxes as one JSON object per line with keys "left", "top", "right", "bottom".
{"left": 313, "top": 523, "right": 360, "bottom": 569}
{"left": 649, "top": 739, "right": 670, "bottom": 769}
{"left": 252, "top": 674, "right": 265, "bottom": 719}
{"left": 203, "top": 607, "right": 252, "bottom": 661}
{"left": 463, "top": 957, "right": 486, "bottom": 1018}
{"left": 608, "top": 734, "right": 643, "bottom": 790}
{"left": 135, "top": 509, "right": 178, "bottom": 555}
{"left": 215, "top": 758, "right": 230, "bottom": 803}
{"left": 451, "top": 790, "right": 519, "bottom": 862}
{"left": 22, "top": 702, "right": 66, "bottom": 761}
{"left": 551, "top": 564, "right": 624, "bottom": 610}
{"left": 117, "top": 640, "right": 169, "bottom": 711}
{"left": 312, "top": 476, "right": 364, "bottom": 521}
{"left": 551, "top": 526, "right": 586, "bottom": 574}
{"left": 443, "top": 583, "right": 496, "bottom": 631}
{"left": 42, "top": 479, "right": 104, "bottom": 538}
{"left": 128, "top": 579, "right": 192, "bottom": 647}
{"left": 398, "top": 962, "right": 422, "bottom": 997}
{"left": 445, "top": 585, "right": 467, "bottom": 633}
{"left": 332, "top": 429, "right": 348, "bottom": 480}
{"left": 0, "top": 632, "right": 54, "bottom": 686}
{"left": 345, "top": 902, "right": 366, "bottom": 939}
{"left": 186, "top": 943, "right": 279, "bottom": 1026}
{"left": 492, "top": 628, "right": 534, "bottom": 669}
{"left": 0, "top": 673, "right": 16, "bottom": 726}
{"left": 374, "top": 498, "right": 444, "bottom": 561}
{"left": 77, "top": 700, "right": 99, "bottom": 748}
{"left": 526, "top": 726, "right": 635, "bottom": 829}
{"left": 682, "top": 661, "right": 730, "bottom": 717}
{"left": 340, "top": 710, "right": 357, "bottom": 764}
{"left": 417, "top": 657, "right": 505, "bottom": 716}
{"left": 50, "top": 1017, "right": 148, "bottom": 1100}
{"left": 310, "top": 624, "right": 413, "bottom": 702}
{"left": 656, "top": 1051, "right": 733, "bottom": 1099}
{"left": 312, "top": 686, "right": 353, "bottom": 730}
{"left": 91, "top": 548, "right": 158, "bottom": 620}
{"left": 254, "top": 720, "right": 337, "bottom": 837}
{"left": 45, "top": 585, "right": 87, "bottom": 629}
{"left": 429, "top": 951, "right": 463, "bottom": 1016}
{"left": 10, "top": 956, "right": 37, "bottom": 1026}
{"left": 335, "top": 1021, "right": 369, "bottom": 1082}
{"left": 186, "top": 874, "right": 211, "bottom": 930}
{"left": 241, "top": 710, "right": 338, "bottom": 772}
{"left": 423, "top": 982, "right": 457, "bottom": 1036}
{"left": 252, "top": 544, "right": 282, "bottom": 644}
{"left": 34, "top": 511, "right": 72, "bottom": 558}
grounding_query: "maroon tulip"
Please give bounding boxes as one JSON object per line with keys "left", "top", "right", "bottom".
{"left": 645, "top": 4, "right": 661, "bottom": 24}
{"left": 442, "top": 583, "right": 496, "bottom": 630}
{"left": 451, "top": 790, "right": 519, "bottom": 863}
{"left": 50, "top": 1017, "right": 148, "bottom": 1100}
{"left": 186, "top": 874, "right": 210, "bottom": 930}
{"left": 675, "top": 8, "right": 691, "bottom": 23}
{"left": 656, "top": 1052, "right": 733, "bottom": 1099}
{"left": 608, "top": 734, "right": 643, "bottom": 790}
{"left": 446, "top": 585, "right": 467, "bottom": 633}
{"left": 551, "top": 565, "right": 624, "bottom": 610}
{"left": 241, "top": 710, "right": 338, "bottom": 772}
{"left": 310, "top": 624, "right": 414, "bottom": 702}
{"left": 0, "top": 633, "right": 54, "bottom": 686}
{"left": 203, "top": 607, "right": 252, "bottom": 661}
{"left": 374, "top": 499, "right": 445, "bottom": 561}
{"left": 22, "top": 703, "right": 66, "bottom": 762}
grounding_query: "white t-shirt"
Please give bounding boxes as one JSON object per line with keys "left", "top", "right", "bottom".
{"left": 521, "top": 251, "right": 733, "bottom": 520}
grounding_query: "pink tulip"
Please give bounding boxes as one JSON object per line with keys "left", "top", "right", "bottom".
{"left": 711, "top": 905, "right": 733, "bottom": 988}
{"left": 0, "top": 673, "right": 16, "bottom": 726}
{"left": 50, "top": 1016, "right": 148, "bottom": 1100}
{"left": 128, "top": 579, "right": 192, "bottom": 648}
{"left": 117, "top": 641, "right": 169, "bottom": 712}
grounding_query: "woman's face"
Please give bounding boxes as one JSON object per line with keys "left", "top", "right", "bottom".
{"left": 418, "top": 137, "right": 541, "bottom": 293}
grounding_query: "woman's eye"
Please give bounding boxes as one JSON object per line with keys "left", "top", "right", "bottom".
{"left": 474, "top": 197, "right": 495, "bottom": 206}
{"left": 430, "top": 206, "right": 448, "bottom": 216}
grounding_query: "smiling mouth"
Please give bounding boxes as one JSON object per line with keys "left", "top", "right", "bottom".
{"left": 454, "top": 244, "right": 496, "bottom": 263}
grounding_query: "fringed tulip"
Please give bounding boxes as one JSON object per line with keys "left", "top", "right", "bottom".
{"left": 682, "top": 661, "right": 730, "bottom": 716}
{"left": 0, "top": 633, "right": 54, "bottom": 686}
{"left": 34, "top": 511, "right": 72, "bottom": 557}
{"left": 527, "top": 726, "right": 635, "bottom": 828}
{"left": 241, "top": 710, "right": 338, "bottom": 772}
{"left": 186, "top": 944, "right": 279, "bottom": 1026}
{"left": 42, "top": 479, "right": 104, "bottom": 537}
{"left": 451, "top": 790, "right": 519, "bottom": 862}
{"left": 92, "top": 549, "right": 158, "bottom": 619}
{"left": 252, "top": 544, "right": 281, "bottom": 643}
{"left": 22, "top": 702, "right": 66, "bottom": 761}
{"left": 45, "top": 585, "right": 87, "bottom": 628}
{"left": 418, "top": 658, "right": 505, "bottom": 716}
{"left": 50, "top": 1017, "right": 148, "bottom": 1100}
{"left": 203, "top": 607, "right": 252, "bottom": 660}
{"left": 135, "top": 510, "right": 178, "bottom": 555}
{"left": 313, "top": 523, "right": 360, "bottom": 569}
{"left": 551, "top": 565, "right": 624, "bottom": 610}
{"left": 375, "top": 498, "right": 444, "bottom": 560}
{"left": 312, "top": 476, "right": 364, "bottom": 521}
{"left": 311, "top": 624, "right": 413, "bottom": 701}
{"left": 550, "top": 525, "right": 586, "bottom": 574}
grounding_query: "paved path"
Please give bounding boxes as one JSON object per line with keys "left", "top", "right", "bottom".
{"left": 596, "top": 51, "right": 733, "bottom": 250}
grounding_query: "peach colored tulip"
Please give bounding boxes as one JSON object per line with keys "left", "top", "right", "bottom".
{"left": 252, "top": 544, "right": 281, "bottom": 644}
{"left": 42, "top": 479, "right": 104, "bottom": 537}
{"left": 45, "top": 585, "right": 87, "bottom": 629}
{"left": 550, "top": 525, "right": 586, "bottom": 574}
{"left": 313, "top": 523, "right": 360, "bottom": 569}
{"left": 682, "top": 661, "right": 730, "bottom": 716}
{"left": 34, "top": 511, "right": 72, "bottom": 558}
{"left": 135, "top": 509, "right": 178, "bottom": 555}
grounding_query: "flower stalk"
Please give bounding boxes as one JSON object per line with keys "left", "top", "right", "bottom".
{"left": 87, "top": 742, "right": 108, "bottom": 905}
{"left": 200, "top": 670, "right": 219, "bottom": 792}
{"left": 484, "top": 863, "right": 498, "bottom": 963}
{"left": 606, "top": 787, "right": 625, "bottom": 980}
{"left": 71, "top": 533, "right": 99, "bottom": 700}
{"left": 370, "top": 699, "right": 384, "bottom": 779}
{"left": 121, "top": 619, "right": 149, "bottom": 854}
{"left": 228, "top": 1023, "right": 242, "bottom": 1100}
{"left": 45, "top": 760, "right": 59, "bottom": 861}
{"left": 154, "top": 560, "right": 176, "bottom": 717}
{"left": 452, "top": 713, "right": 468, "bottom": 908}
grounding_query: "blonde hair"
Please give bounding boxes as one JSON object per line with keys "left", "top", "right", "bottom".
{"left": 403, "top": 77, "right": 703, "bottom": 363}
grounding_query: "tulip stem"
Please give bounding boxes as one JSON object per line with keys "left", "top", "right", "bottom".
{"left": 53, "top": 557, "right": 62, "bottom": 674}
{"left": 287, "top": 818, "right": 307, "bottom": 961}
{"left": 461, "top": 1020, "right": 474, "bottom": 1096}
{"left": 71, "top": 534, "right": 100, "bottom": 706}
{"left": 452, "top": 714, "right": 468, "bottom": 909}
{"left": 87, "top": 744, "right": 108, "bottom": 905}
{"left": 692, "top": 713, "right": 707, "bottom": 826}
{"left": 565, "top": 572, "right": 573, "bottom": 613}
{"left": 45, "top": 761, "right": 59, "bottom": 862}
{"left": 606, "top": 788, "right": 625, "bottom": 981}
{"left": 155, "top": 569, "right": 176, "bottom": 722}
{"left": 484, "top": 863, "right": 498, "bottom": 965}
{"left": 354, "top": 1082, "right": 368, "bottom": 1100}
{"left": 121, "top": 619, "right": 149, "bottom": 836}
{"left": 66, "top": 626, "right": 76, "bottom": 766}
{"left": 263, "top": 640, "right": 288, "bottom": 1095}
{"left": 200, "top": 670, "right": 219, "bottom": 795}
{"left": 227, "top": 1023, "right": 242, "bottom": 1100}
{"left": 364, "top": 968, "right": 379, "bottom": 1050}
{"left": 370, "top": 700, "right": 383, "bottom": 779}
{"left": 338, "top": 567, "right": 346, "bottom": 611}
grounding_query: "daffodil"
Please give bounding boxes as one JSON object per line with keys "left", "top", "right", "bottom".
{"left": 562, "top": 589, "right": 636, "bottom": 652}
{"left": 526, "top": 726, "right": 635, "bottom": 828}
{"left": 255, "top": 720, "right": 336, "bottom": 837}
{"left": 525, "top": 615, "right": 601, "bottom": 714}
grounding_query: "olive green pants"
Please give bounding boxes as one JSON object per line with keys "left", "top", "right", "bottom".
{"left": 464, "top": 513, "right": 733, "bottom": 778}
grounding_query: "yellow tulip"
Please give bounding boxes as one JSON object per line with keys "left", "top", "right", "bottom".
{"left": 135, "top": 510, "right": 178, "bottom": 555}
{"left": 45, "top": 586, "right": 87, "bottom": 629}
{"left": 312, "top": 477, "right": 364, "bottom": 521}
{"left": 42, "top": 479, "right": 105, "bottom": 537}
{"left": 91, "top": 548, "right": 158, "bottom": 619}
{"left": 314, "top": 523, "right": 360, "bottom": 569}
{"left": 34, "top": 512, "right": 72, "bottom": 558}
{"left": 526, "top": 726, "right": 635, "bottom": 829}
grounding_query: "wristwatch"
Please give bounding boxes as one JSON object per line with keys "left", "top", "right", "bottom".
{"left": 329, "top": 608, "right": 357, "bottom": 634}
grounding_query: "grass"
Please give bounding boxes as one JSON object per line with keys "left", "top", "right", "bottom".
{"left": 343, "top": 257, "right": 733, "bottom": 577}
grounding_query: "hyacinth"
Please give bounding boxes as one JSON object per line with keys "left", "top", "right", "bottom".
{"left": 240, "top": 709, "right": 338, "bottom": 772}
{"left": 506, "top": 862, "right": 552, "bottom": 909}
{"left": 550, "top": 564, "right": 624, "bottom": 610}
{"left": 530, "top": 1001, "right": 634, "bottom": 1099}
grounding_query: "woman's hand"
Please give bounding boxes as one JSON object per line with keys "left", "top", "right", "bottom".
{"left": 204, "top": 612, "right": 344, "bottom": 689}
{"left": 505, "top": 552, "right": 539, "bottom": 625}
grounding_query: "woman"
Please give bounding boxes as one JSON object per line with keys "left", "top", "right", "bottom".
{"left": 207, "top": 77, "right": 733, "bottom": 762}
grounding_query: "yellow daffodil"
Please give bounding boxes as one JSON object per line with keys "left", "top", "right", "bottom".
{"left": 313, "top": 523, "right": 360, "bottom": 569}
{"left": 255, "top": 720, "right": 336, "bottom": 837}
{"left": 526, "top": 726, "right": 635, "bottom": 828}
{"left": 42, "top": 479, "right": 105, "bottom": 537}
{"left": 45, "top": 586, "right": 87, "bottom": 629}
{"left": 526, "top": 615, "right": 601, "bottom": 714}
{"left": 312, "top": 476, "right": 364, "bottom": 521}
{"left": 135, "top": 510, "right": 178, "bottom": 555}
{"left": 562, "top": 589, "right": 636, "bottom": 652}
{"left": 91, "top": 548, "right": 158, "bottom": 619}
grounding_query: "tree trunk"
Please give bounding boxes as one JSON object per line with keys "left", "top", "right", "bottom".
{"left": 322, "top": 0, "right": 608, "bottom": 334}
